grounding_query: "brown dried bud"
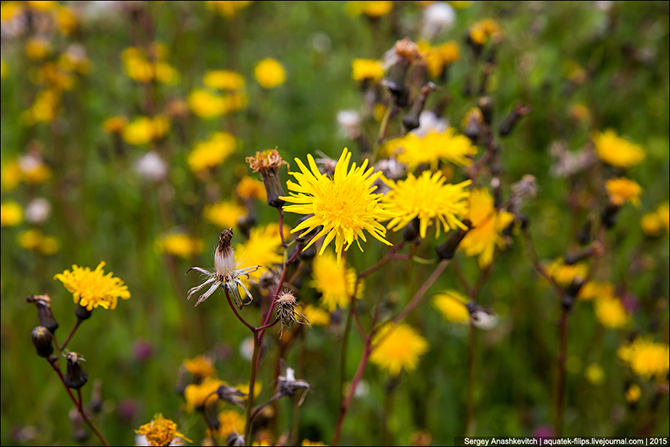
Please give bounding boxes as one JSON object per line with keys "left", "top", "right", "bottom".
{"left": 478, "top": 96, "right": 493, "bottom": 125}
{"left": 436, "top": 219, "right": 472, "bottom": 260}
{"left": 498, "top": 103, "right": 532, "bottom": 137}
{"left": 32, "top": 326, "right": 54, "bottom": 358}
{"left": 463, "top": 108, "right": 484, "bottom": 142}
{"left": 74, "top": 303, "right": 92, "bottom": 321}
{"left": 275, "top": 291, "right": 310, "bottom": 338}
{"left": 216, "top": 385, "right": 247, "bottom": 408}
{"left": 278, "top": 367, "right": 311, "bottom": 401}
{"left": 601, "top": 203, "right": 620, "bottom": 229}
{"left": 63, "top": 350, "right": 88, "bottom": 389}
{"left": 27, "top": 294, "right": 58, "bottom": 333}
{"left": 402, "top": 82, "right": 439, "bottom": 132}
{"left": 246, "top": 150, "right": 289, "bottom": 208}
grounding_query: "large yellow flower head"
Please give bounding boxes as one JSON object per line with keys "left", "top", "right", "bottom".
{"left": 459, "top": 188, "right": 514, "bottom": 268}
{"left": 618, "top": 337, "right": 670, "bottom": 381}
{"left": 235, "top": 223, "right": 287, "bottom": 283}
{"left": 184, "top": 377, "right": 225, "bottom": 412}
{"left": 54, "top": 261, "right": 131, "bottom": 311}
{"left": 204, "top": 200, "right": 247, "bottom": 229}
{"left": 605, "top": 177, "right": 642, "bottom": 207}
{"left": 281, "top": 147, "right": 395, "bottom": 262}
{"left": 310, "top": 250, "right": 363, "bottom": 311}
{"left": 578, "top": 281, "right": 615, "bottom": 301}
{"left": 135, "top": 414, "right": 191, "bottom": 447}
{"left": 433, "top": 290, "right": 470, "bottom": 323}
{"left": 351, "top": 58, "right": 385, "bottom": 83}
{"left": 188, "top": 132, "right": 237, "bottom": 173}
{"left": 594, "top": 296, "right": 629, "bottom": 329}
{"left": 389, "top": 128, "right": 477, "bottom": 170}
{"left": 254, "top": 58, "right": 286, "bottom": 89}
{"left": 370, "top": 323, "right": 429, "bottom": 376}
{"left": 383, "top": 170, "right": 471, "bottom": 239}
{"left": 592, "top": 129, "right": 645, "bottom": 168}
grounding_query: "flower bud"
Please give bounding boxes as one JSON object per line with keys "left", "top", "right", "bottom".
{"left": 436, "top": 219, "right": 472, "bottom": 260}
{"left": 402, "top": 83, "right": 438, "bottom": 132}
{"left": 27, "top": 294, "right": 58, "bottom": 333}
{"left": 478, "top": 96, "right": 493, "bottom": 125}
{"left": 63, "top": 350, "right": 88, "bottom": 389}
{"left": 498, "top": 103, "right": 532, "bottom": 137}
{"left": 246, "top": 150, "right": 289, "bottom": 208}
{"left": 463, "top": 108, "right": 484, "bottom": 142}
{"left": 32, "top": 326, "right": 54, "bottom": 357}
{"left": 403, "top": 218, "right": 421, "bottom": 242}
{"left": 74, "top": 303, "right": 92, "bottom": 321}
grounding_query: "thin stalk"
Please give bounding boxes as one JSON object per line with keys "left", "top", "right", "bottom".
{"left": 465, "top": 321, "right": 476, "bottom": 435}
{"left": 58, "top": 319, "right": 82, "bottom": 351}
{"left": 244, "top": 335, "right": 261, "bottom": 445}
{"left": 339, "top": 296, "right": 355, "bottom": 408}
{"left": 358, "top": 241, "right": 405, "bottom": 279}
{"left": 224, "top": 288, "right": 257, "bottom": 333}
{"left": 394, "top": 260, "right": 449, "bottom": 324}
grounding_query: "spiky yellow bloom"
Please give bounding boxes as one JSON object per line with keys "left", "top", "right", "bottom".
{"left": 578, "top": 281, "right": 615, "bottom": 301}
{"left": 1, "top": 201, "right": 23, "bottom": 227}
{"left": 136, "top": 414, "right": 191, "bottom": 447}
{"left": 237, "top": 176, "right": 267, "bottom": 201}
{"left": 585, "top": 363, "right": 605, "bottom": 385}
{"left": 299, "top": 304, "right": 331, "bottom": 326}
{"left": 594, "top": 296, "right": 629, "bottom": 329}
{"left": 218, "top": 410, "right": 245, "bottom": 438}
{"left": 640, "top": 202, "right": 669, "bottom": 236}
{"left": 351, "top": 59, "right": 385, "bottom": 83}
{"left": 310, "top": 250, "right": 363, "bottom": 311}
{"left": 422, "top": 41, "right": 460, "bottom": 78}
{"left": 235, "top": 224, "right": 287, "bottom": 283}
{"left": 282, "top": 148, "right": 395, "bottom": 262}
{"left": 17, "top": 229, "right": 60, "bottom": 255}
{"left": 254, "top": 58, "right": 286, "bottom": 89}
{"left": 606, "top": 178, "right": 642, "bottom": 206}
{"left": 370, "top": 323, "right": 429, "bottom": 376}
{"left": 459, "top": 188, "right": 515, "bottom": 268}
{"left": 184, "top": 377, "right": 225, "bottom": 412}
{"left": 157, "top": 234, "right": 203, "bottom": 258}
{"left": 383, "top": 171, "right": 471, "bottom": 239}
{"left": 546, "top": 259, "right": 589, "bottom": 288}
{"left": 122, "top": 116, "right": 169, "bottom": 146}
{"left": 389, "top": 129, "right": 477, "bottom": 170}
{"left": 592, "top": 129, "right": 645, "bottom": 168}
{"left": 204, "top": 200, "right": 247, "bottom": 229}
{"left": 183, "top": 356, "right": 216, "bottom": 379}
{"left": 204, "top": 70, "right": 245, "bottom": 91}
{"left": 188, "top": 132, "right": 237, "bottom": 173}
{"left": 54, "top": 261, "right": 131, "bottom": 311}
{"left": 618, "top": 337, "right": 670, "bottom": 380}
{"left": 433, "top": 290, "right": 470, "bottom": 323}
{"left": 206, "top": 1, "right": 252, "bottom": 18}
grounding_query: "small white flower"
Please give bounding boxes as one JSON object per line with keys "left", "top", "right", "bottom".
{"left": 336, "top": 110, "right": 361, "bottom": 139}
{"left": 135, "top": 151, "right": 168, "bottom": 182}
{"left": 412, "top": 111, "right": 448, "bottom": 138}
{"left": 25, "top": 198, "right": 51, "bottom": 224}
{"left": 422, "top": 2, "right": 456, "bottom": 40}
{"left": 239, "top": 337, "right": 255, "bottom": 361}
{"left": 471, "top": 308, "right": 498, "bottom": 330}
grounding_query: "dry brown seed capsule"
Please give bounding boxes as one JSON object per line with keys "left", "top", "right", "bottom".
{"left": 26, "top": 294, "right": 58, "bottom": 333}
{"left": 275, "top": 291, "right": 310, "bottom": 338}
{"left": 246, "top": 149, "right": 289, "bottom": 208}
{"left": 32, "top": 326, "right": 54, "bottom": 358}
{"left": 63, "top": 350, "right": 88, "bottom": 389}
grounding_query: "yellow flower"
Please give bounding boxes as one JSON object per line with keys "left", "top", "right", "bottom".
{"left": 459, "top": 188, "right": 515, "bottom": 268}
{"left": 188, "top": 132, "right": 237, "bottom": 173}
{"left": 605, "top": 178, "right": 642, "bottom": 207}
{"left": 157, "top": 234, "right": 203, "bottom": 258}
{"left": 204, "top": 200, "right": 247, "bottom": 229}
{"left": 351, "top": 59, "right": 385, "bottom": 83}
{"left": 546, "top": 259, "right": 589, "bottom": 288}
{"left": 618, "top": 337, "right": 669, "bottom": 380}
{"left": 122, "top": 116, "right": 169, "bottom": 146}
{"left": 235, "top": 223, "right": 287, "bottom": 283}
{"left": 592, "top": 129, "right": 645, "bottom": 168}
{"left": 204, "top": 70, "right": 245, "bottom": 91}
{"left": 1, "top": 59, "right": 7, "bottom": 79}
{"left": 206, "top": 1, "right": 252, "bottom": 18}
{"left": 299, "top": 304, "right": 331, "bottom": 326}
{"left": 585, "top": 363, "right": 605, "bottom": 385}
{"left": 102, "top": 116, "right": 127, "bottom": 134}
{"left": 17, "top": 229, "right": 60, "bottom": 255}
{"left": 54, "top": 261, "right": 131, "bottom": 311}
{"left": 310, "top": 250, "right": 363, "bottom": 311}
{"left": 347, "top": 1, "right": 393, "bottom": 17}
{"left": 183, "top": 355, "right": 216, "bottom": 379}
{"left": 433, "top": 290, "right": 470, "bottom": 323}
{"left": 235, "top": 381, "right": 262, "bottom": 399}
{"left": 184, "top": 377, "right": 225, "bottom": 412}
{"left": 22, "top": 89, "right": 61, "bottom": 125}
{"left": 188, "top": 89, "right": 226, "bottom": 119}
{"left": 1, "top": 201, "right": 23, "bottom": 227}
{"left": 469, "top": 19, "right": 502, "bottom": 45}
{"left": 26, "top": 1, "right": 57, "bottom": 11}
{"left": 236, "top": 176, "right": 267, "bottom": 201}
{"left": 388, "top": 128, "right": 477, "bottom": 170}
{"left": 594, "top": 296, "right": 629, "bottom": 329}
{"left": 423, "top": 41, "right": 459, "bottom": 78}
{"left": 18, "top": 153, "right": 51, "bottom": 185}
{"left": 1, "top": 161, "right": 21, "bottom": 190}
{"left": 1, "top": 2, "right": 23, "bottom": 22}
{"left": 578, "top": 281, "right": 615, "bottom": 301}
{"left": 136, "top": 414, "right": 191, "bottom": 447}
{"left": 625, "top": 384, "right": 641, "bottom": 403}
{"left": 370, "top": 323, "right": 429, "bottom": 376}
{"left": 55, "top": 6, "right": 77, "bottom": 35}
{"left": 383, "top": 171, "right": 471, "bottom": 239}
{"left": 254, "top": 58, "right": 286, "bottom": 89}
{"left": 641, "top": 202, "right": 669, "bottom": 236}
{"left": 25, "top": 38, "right": 50, "bottom": 60}
{"left": 281, "top": 147, "right": 395, "bottom": 262}
{"left": 569, "top": 103, "right": 591, "bottom": 122}
{"left": 302, "top": 441, "right": 328, "bottom": 446}
{"left": 218, "top": 410, "right": 245, "bottom": 438}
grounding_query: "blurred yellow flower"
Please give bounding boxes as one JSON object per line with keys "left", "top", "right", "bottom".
{"left": 17, "top": 229, "right": 60, "bottom": 255}
{"left": 422, "top": 41, "right": 460, "bottom": 78}
{"left": 27, "top": 1, "right": 57, "bottom": 11}
{"left": 625, "top": 384, "right": 641, "bottom": 403}
{"left": 370, "top": 323, "right": 429, "bottom": 376}
{"left": 569, "top": 103, "right": 591, "bottom": 122}
{"left": 594, "top": 296, "right": 629, "bottom": 329}
{"left": 618, "top": 337, "right": 669, "bottom": 380}
{"left": 383, "top": 170, "right": 471, "bottom": 239}
{"left": 184, "top": 377, "right": 225, "bottom": 412}
{"left": 204, "top": 70, "right": 245, "bottom": 91}
{"left": 351, "top": 59, "right": 385, "bottom": 83}
{"left": 135, "top": 414, "right": 191, "bottom": 447}
{"left": 254, "top": 58, "right": 286, "bottom": 89}
{"left": 640, "top": 202, "right": 669, "bottom": 237}
{"left": 207, "top": 1, "right": 252, "bottom": 18}
{"left": 310, "top": 250, "right": 363, "bottom": 311}
{"left": 54, "top": 261, "right": 131, "bottom": 311}
{"left": 183, "top": 355, "right": 216, "bottom": 379}
{"left": 55, "top": 6, "right": 77, "bottom": 35}
{"left": 103, "top": 116, "right": 128, "bottom": 135}
{"left": 546, "top": 258, "right": 589, "bottom": 288}
{"left": 25, "top": 38, "right": 50, "bottom": 60}
{"left": 235, "top": 381, "right": 262, "bottom": 399}
{"left": 460, "top": 188, "right": 515, "bottom": 268}
{"left": 348, "top": 1, "right": 393, "bottom": 17}
{"left": 37, "top": 63, "right": 75, "bottom": 91}
{"left": 122, "top": 116, "right": 169, "bottom": 146}
{"left": 388, "top": 128, "right": 477, "bottom": 170}
{"left": 157, "top": 234, "right": 203, "bottom": 258}
{"left": 204, "top": 200, "right": 247, "bottom": 229}
{"left": 188, "top": 132, "right": 237, "bottom": 173}
{"left": 585, "top": 363, "right": 605, "bottom": 385}
{"left": 1, "top": 162, "right": 21, "bottom": 191}
{"left": 281, "top": 148, "right": 395, "bottom": 262}
{"left": 1, "top": 59, "right": 7, "bottom": 79}
{"left": 469, "top": 19, "right": 503, "bottom": 45}
{"left": 592, "top": 129, "right": 645, "bottom": 169}
{"left": 1, "top": 201, "right": 23, "bottom": 227}
{"left": 218, "top": 410, "right": 245, "bottom": 438}
{"left": 433, "top": 290, "right": 470, "bottom": 323}
{"left": 299, "top": 304, "right": 331, "bottom": 326}
{"left": 22, "top": 89, "right": 61, "bottom": 125}
{"left": 302, "top": 441, "right": 327, "bottom": 446}
{"left": 122, "top": 46, "right": 178, "bottom": 84}
{"left": 605, "top": 177, "right": 642, "bottom": 207}
{"left": 236, "top": 176, "right": 267, "bottom": 201}
{"left": 578, "top": 281, "right": 615, "bottom": 301}
{"left": 1, "top": 2, "right": 23, "bottom": 22}
{"left": 188, "top": 89, "right": 226, "bottom": 119}
{"left": 235, "top": 223, "right": 287, "bottom": 283}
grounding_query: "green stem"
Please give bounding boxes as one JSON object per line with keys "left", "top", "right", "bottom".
{"left": 244, "top": 335, "right": 261, "bottom": 445}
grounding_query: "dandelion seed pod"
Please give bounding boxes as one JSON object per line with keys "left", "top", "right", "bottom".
{"left": 63, "top": 350, "right": 88, "bottom": 389}
{"left": 31, "top": 326, "right": 54, "bottom": 358}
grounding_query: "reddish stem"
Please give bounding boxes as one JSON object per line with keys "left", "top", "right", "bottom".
{"left": 224, "top": 288, "right": 257, "bottom": 333}
{"left": 59, "top": 319, "right": 82, "bottom": 351}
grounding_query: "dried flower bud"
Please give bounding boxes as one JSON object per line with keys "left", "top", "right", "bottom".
{"left": 32, "top": 326, "right": 54, "bottom": 357}
{"left": 402, "top": 82, "right": 439, "bottom": 132}
{"left": 63, "top": 350, "right": 88, "bottom": 389}
{"left": 384, "top": 38, "right": 421, "bottom": 108}
{"left": 466, "top": 302, "right": 498, "bottom": 330}
{"left": 75, "top": 303, "right": 92, "bottom": 321}
{"left": 275, "top": 291, "right": 310, "bottom": 338}
{"left": 403, "top": 218, "right": 421, "bottom": 242}
{"left": 27, "top": 294, "right": 58, "bottom": 333}
{"left": 498, "top": 103, "right": 532, "bottom": 137}
{"left": 509, "top": 175, "right": 538, "bottom": 214}
{"left": 216, "top": 385, "right": 247, "bottom": 408}
{"left": 463, "top": 108, "right": 484, "bottom": 142}
{"left": 226, "top": 433, "right": 245, "bottom": 446}
{"left": 478, "top": 96, "right": 493, "bottom": 125}
{"left": 278, "top": 367, "right": 311, "bottom": 403}
{"left": 436, "top": 219, "right": 472, "bottom": 260}
{"left": 565, "top": 243, "right": 601, "bottom": 265}
{"left": 246, "top": 150, "right": 289, "bottom": 208}
{"left": 577, "top": 218, "right": 593, "bottom": 245}
{"left": 601, "top": 203, "right": 620, "bottom": 229}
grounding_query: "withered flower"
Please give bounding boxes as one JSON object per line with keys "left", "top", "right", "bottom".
{"left": 216, "top": 384, "right": 247, "bottom": 409}
{"left": 26, "top": 294, "right": 58, "bottom": 333}
{"left": 31, "top": 326, "right": 54, "bottom": 358}
{"left": 278, "top": 367, "right": 311, "bottom": 404}
{"left": 63, "top": 350, "right": 88, "bottom": 389}
{"left": 246, "top": 149, "right": 289, "bottom": 208}
{"left": 275, "top": 291, "right": 310, "bottom": 338}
